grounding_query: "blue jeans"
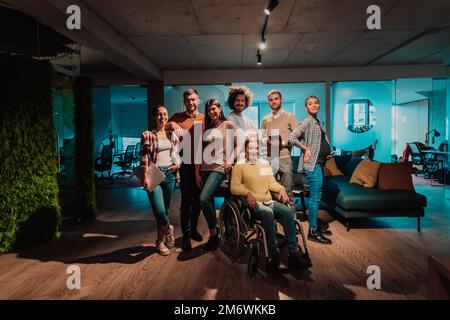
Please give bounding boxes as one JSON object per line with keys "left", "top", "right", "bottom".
{"left": 147, "top": 167, "right": 176, "bottom": 229}
{"left": 303, "top": 164, "right": 323, "bottom": 230}
{"left": 253, "top": 202, "right": 298, "bottom": 255}
{"left": 199, "top": 170, "right": 224, "bottom": 229}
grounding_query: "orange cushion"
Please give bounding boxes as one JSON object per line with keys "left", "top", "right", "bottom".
{"left": 324, "top": 157, "right": 344, "bottom": 177}
{"left": 378, "top": 163, "right": 415, "bottom": 192}
{"left": 350, "top": 158, "right": 382, "bottom": 188}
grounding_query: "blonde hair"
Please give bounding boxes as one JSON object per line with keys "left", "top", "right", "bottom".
{"left": 304, "top": 95, "right": 320, "bottom": 107}
{"left": 267, "top": 89, "right": 282, "bottom": 99}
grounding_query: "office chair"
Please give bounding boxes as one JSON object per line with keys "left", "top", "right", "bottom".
{"left": 406, "top": 142, "right": 425, "bottom": 176}
{"left": 133, "top": 142, "right": 141, "bottom": 168}
{"left": 426, "top": 141, "right": 448, "bottom": 182}
{"left": 95, "top": 145, "right": 114, "bottom": 183}
{"left": 113, "top": 144, "right": 135, "bottom": 178}
{"left": 417, "top": 142, "right": 445, "bottom": 180}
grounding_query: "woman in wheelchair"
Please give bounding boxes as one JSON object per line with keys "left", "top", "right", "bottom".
{"left": 230, "top": 138, "right": 308, "bottom": 271}
{"left": 195, "top": 99, "right": 237, "bottom": 251}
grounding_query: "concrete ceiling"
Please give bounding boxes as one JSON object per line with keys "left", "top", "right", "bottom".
{"left": 3, "top": 0, "right": 450, "bottom": 79}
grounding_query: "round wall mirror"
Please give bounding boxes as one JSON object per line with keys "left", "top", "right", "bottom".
{"left": 344, "top": 99, "right": 376, "bottom": 133}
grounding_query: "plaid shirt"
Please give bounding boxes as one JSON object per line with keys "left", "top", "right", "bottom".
{"left": 288, "top": 115, "right": 330, "bottom": 172}
{"left": 139, "top": 130, "right": 181, "bottom": 168}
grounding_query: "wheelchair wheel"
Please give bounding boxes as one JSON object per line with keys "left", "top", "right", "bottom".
{"left": 247, "top": 243, "right": 258, "bottom": 277}
{"left": 219, "top": 199, "right": 242, "bottom": 258}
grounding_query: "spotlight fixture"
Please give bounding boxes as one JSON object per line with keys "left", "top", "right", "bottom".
{"left": 264, "top": 0, "right": 279, "bottom": 15}
{"left": 259, "top": 38, "right": 266, "bottom": 50}
{"left": 257, "top": 1, "right": 277, "bottom": 66}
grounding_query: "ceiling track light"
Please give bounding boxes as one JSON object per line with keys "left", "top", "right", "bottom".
{"left": 264, "top": 0, "right": 279, "bottom": 15}
{"left": 259, "top": 37, "right": 266, "bottom": 50}
{"left": 257, "top": 1, "right": 277, "bottom": 66}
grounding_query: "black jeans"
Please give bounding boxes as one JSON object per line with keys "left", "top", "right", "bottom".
{"left": 179, "top": 163, "right": 201, "bottom": 238}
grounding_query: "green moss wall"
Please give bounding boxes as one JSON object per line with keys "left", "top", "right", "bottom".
{"left": 0, "top": 53, "right": 61, "bottom": 253}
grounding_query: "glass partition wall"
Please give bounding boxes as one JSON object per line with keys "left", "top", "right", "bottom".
{"left": 331, "top": 78, "right": 447, "bottom": 160}
{"left": 331, "top": 80, "right": 394, "bottom": 162}
{"left": 445, "top": 66, "right": 450, "bottom": 200}
{"left": 330, "top": 77, "right": 448, "bottom": 199}
{"left": 392, "top": 78, "right": 433, "bottom": 161}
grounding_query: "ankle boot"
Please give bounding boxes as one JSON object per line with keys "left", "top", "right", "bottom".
{"left": 204, "top": 234, "right": 219, "bottom": 251}
{"left": 308, "top": 228, "right": 332, "bottom": 245}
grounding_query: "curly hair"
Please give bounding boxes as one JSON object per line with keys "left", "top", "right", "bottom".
{"left": 227, "top": 86, "right": 253, "bottom": 110}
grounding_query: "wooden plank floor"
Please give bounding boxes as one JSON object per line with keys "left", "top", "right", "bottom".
{"left": 0, "top": 177, "right": 449, "bottom": 300}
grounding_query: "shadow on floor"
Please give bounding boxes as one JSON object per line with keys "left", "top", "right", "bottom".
{"left": 17, "top": 218, "right": 157, "bottom": 264}
{"left": 71, "top": 245, "right": 156, "bottom": 264}
{"left": 208, "top": 248, "right": 356, "bottom": 300}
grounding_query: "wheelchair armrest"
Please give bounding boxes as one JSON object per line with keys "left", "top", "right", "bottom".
{"left": 229, "top": 195, "right": 255, "bottom": 223}
{"left": 271, "top": 191, "right": 289, "bottom": 205}
{"left": 293, "top": 187, "right": 309, "bottom": 196}
{"left": 230, "top": 195, "right": 249, "bottom": 210}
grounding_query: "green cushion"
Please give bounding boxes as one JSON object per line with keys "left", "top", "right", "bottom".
{"left": 323, "top": 176, "right": 427, "bottom": 211}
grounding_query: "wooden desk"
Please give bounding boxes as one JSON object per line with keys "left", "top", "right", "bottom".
{"left": 428, "top": 255, "right": 450, "bottom": 300}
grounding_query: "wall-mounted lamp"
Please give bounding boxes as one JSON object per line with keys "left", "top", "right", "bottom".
{"left": 264, "top": 0, "right": 279, "bottom": 15}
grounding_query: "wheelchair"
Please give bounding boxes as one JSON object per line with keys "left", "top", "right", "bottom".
{"left": 217, "top": 181, "right": 310, "bottom": 277}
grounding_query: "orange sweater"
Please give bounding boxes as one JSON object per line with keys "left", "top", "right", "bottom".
{"left": 169, "top": 112, "right": 204, "bottom": 164}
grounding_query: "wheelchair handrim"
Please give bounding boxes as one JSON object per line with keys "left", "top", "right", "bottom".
{"left": 218, "top": 200, "right": 242, "bottom": 257}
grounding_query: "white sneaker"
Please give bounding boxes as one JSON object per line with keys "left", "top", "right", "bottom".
{"left": 165, "top": 224, "right": 175, "bottom": 249}
{"left": 156, "top": 240, "right": 170, "bottom": 256}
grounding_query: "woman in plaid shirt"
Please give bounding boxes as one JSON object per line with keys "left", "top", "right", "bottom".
{"left": 140, "top": 105, "right": 181, "bottom": 256}
{"left": 288, "top": 96, "right": 333, "bottom": 245}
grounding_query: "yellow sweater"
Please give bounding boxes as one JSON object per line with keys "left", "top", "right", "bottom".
{"left": 230, "top": 161, "right": 283, "bottom": 202}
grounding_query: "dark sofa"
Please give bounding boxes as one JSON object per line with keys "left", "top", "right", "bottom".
{"left": 321, "top": 156, "right": 427, "bottom": 231}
